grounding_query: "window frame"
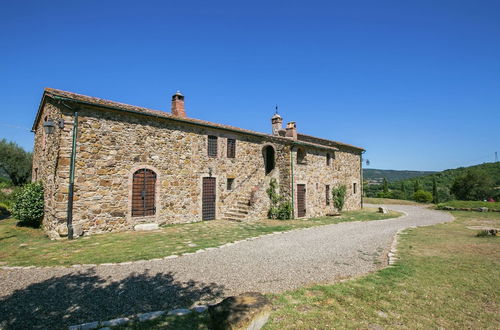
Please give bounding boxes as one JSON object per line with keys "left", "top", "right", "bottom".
{"left": 227, "top": 138, "right": 236, "bottom": 158}
{"left": 207, "top": 135, "right": 218, "bottom": 158}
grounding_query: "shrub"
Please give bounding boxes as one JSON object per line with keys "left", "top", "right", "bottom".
{"left": 332, "top": 185, "right": 347, "bottom": 212}
{"left": 413, "top": 190, "right": 433, "bottom": 203}
{"left": 12, "top": 182, "right": 44, "bottom": 227}
{"left": 267, "top": 178, "right": 292, "bottom": 220}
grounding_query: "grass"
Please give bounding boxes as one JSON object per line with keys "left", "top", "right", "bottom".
{"left": 437, "top": 200, "right": 500, "bottom": 211}
{"left": 0, "top": 208, "right": 399, "bottom": 267}
{"left": 363, "top": 197, "right": 421, "bottom": 205}
{"left": 118, "top": 209, "right": 499, "bottom": 329}
{"left": 264, "top": 210, "right": 500, "bottom": 329}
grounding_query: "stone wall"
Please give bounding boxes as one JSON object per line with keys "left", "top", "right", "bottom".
{"left": 292, "top": 146, "right": 361, "bottom": 218}
{"left": 33, "top": 101, "right": 362, "bottom": 238}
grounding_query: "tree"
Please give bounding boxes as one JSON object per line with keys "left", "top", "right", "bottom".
{"left": 383, "top": 178, "right": 389, "bottom": 194}
{"left": 450, "top": 170, "right": 494, "bottom": 201}
{"left": 413, "top": 190, "right": 433, "bottom": 203}
{"left": 432, "top": 177, "right": 439, "bottom": 204}
{"left": 400, "top": 182, "right": 407, "bottom": 199}
{"left": 0, "top": 139, "right": 32, "bottom": 186}
{"left": 413, "top": 179, "right": 421, "bottom": 193}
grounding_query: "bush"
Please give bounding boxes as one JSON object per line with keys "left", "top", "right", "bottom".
{"left": 332, "top": 185, "right": 347, "bottom": 212}
{"left": 413, "top": 190, "right": 433, "bottom": 203}
{"left": 12, "top": 182, "right": 44, "bottom": 227}
{"left": 267, "top": 178, "right": 292, "bottom": 220}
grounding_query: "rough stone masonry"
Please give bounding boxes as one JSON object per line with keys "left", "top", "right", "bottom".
{"left": 31, "top": 88, "right": 364, "bottom": 238}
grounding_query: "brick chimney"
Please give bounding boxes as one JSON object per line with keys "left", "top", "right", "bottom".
{"left": 285, "top": 121, "right": 297, "bottom": 139}
{"left": 171, "top": 91, "right": 185, "bottom": 117}
{"left": 271, "top": 113, "right": 283, "bottom": 136}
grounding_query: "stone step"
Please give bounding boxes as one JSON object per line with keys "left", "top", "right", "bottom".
{"left": 224, "top": 212, "right": 247, "bottom": 219}
{"left": 228, "top": 208, "right": 249, "bottom": 215}
{"left": 223, "top": 217, "right": 243, "bottom": 222}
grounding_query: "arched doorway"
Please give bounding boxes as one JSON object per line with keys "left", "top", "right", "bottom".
{"left": 263, "top": 145, "right": 275, "bottom": 175}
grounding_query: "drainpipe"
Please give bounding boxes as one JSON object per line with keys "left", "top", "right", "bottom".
{"left": 290, "top": 146, "right": 295, "bottom": 219}
{"left": 360, "top": 150, "right": 365, "bottom": 209}
{"left": 59, "top": 101, "right": 79, "bottom": 240}
{"left": 66, "top": 111, "right": 78, "bottom": 239}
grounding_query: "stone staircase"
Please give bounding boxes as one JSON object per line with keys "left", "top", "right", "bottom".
{"left": 223, "top": 194, "right": 252, "bottom": 221}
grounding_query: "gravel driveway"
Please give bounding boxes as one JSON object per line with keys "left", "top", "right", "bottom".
{"left": 0, "top": 204, "right": 452, "bottom": 329}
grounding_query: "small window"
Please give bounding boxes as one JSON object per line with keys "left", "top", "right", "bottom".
{"left": 326, "top": 153, "right": 331, "bottom": 166}
{"left": 227, "top": 138, "right": 236, "bottom": 158}
{"left": 353, "top": 182, "right": 357, "bottom": 194}
{"left": 326, "top": 185, "right": 330, "bottom": 205}
{"left": 297, "top": 148, "right": 306, "bottom": 164}
{"left": 227, "top": 178, "right": 234, "bottom": 190}
{"left": 34, "top": 168, "right": 38, "bottom": 181}
{"left": 208, "top": 135, "right": 218, "bottom": 157}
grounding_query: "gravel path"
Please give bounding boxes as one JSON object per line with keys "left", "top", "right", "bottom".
{"left": 0, "top": 204, "right": 452, "bottom": 329}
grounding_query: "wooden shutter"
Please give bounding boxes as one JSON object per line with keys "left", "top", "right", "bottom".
{"left": 208, "top": 135, "right": 218, "bottom": 157}
{"left": 297, "top": 184, "right": 306, "bottom": 217}
{"left": 326, "top": 185, "right": 330, "bottom": 205}
{"left": 227, "top": 138, "right": 236, "bottom": 158}
{"left": 132, "top": 169, "right": 156, "bottom": 217}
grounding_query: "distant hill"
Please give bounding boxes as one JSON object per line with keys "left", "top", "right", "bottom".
{"left": 365, "top": 162, "right": 500, "bottom": 201}
{"left": 363, "top": 168, "right": 436, "bottom": 183}
{"left": 393, "top": 162, "right": 500, "bottom": 189}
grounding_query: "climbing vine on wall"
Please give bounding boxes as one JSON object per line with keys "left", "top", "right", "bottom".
{"left": 267, "top": 178, "right": 292, "bottom": 220}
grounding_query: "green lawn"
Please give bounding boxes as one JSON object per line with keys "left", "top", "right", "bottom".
{"left": 265, "top": 210, "right": 500, "bottom": 329}
{"left": 363, "top": 197, "right": 421, "bottom": 205}
{"left": 0, "top": 208, "right": 399, "bottom": 267}
{"left": 437, "top": 200, "right": 500, "bottom": 211}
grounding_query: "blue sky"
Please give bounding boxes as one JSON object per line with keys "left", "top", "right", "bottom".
{"left": 0, "top": 0, "right": 499, "bottom": 171}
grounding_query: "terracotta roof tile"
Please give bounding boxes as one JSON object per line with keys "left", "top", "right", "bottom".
{"left": 35, "top": 88, "right": 363, "bottom": 152}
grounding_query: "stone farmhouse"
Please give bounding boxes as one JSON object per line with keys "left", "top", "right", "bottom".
{"left": 32, "top": 88, "right": 364, "bottom": 239}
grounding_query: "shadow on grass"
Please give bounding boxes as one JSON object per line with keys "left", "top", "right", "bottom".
{"left": 0, "top": 269, "right": 225, "bottom": 329}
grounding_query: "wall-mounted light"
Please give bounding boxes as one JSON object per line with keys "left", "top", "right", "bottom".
{"left": 43, "top": 119, "right": 56, "bottom": 134}
{"left": 208, "top": 167, "right": 213, "bottom": 177}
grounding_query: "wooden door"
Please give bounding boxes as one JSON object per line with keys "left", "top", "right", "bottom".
{"left": 132, "top": 169, "right": 156, "bottom": 217}
{"left": 202, "top": 177, "right": 216, "bottom": 220}
{"left": 297, "top": 184, "right": 306, "bottom": 217}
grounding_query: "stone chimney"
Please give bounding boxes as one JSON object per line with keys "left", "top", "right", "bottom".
{"left": 285, "top": 121, "right": 297, "bottom": 139}
{"left": 171, "top": 91, "right": 186, "bottom": 117}
{"left": 271, "top": 113, "right": 283, "bottom": 136}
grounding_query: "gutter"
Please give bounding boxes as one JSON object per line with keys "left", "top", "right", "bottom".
{"left": 361, "top": 150, "right": 365, "bottom": 209}
{"left": 290, "top": 146, "right": 295, "bottom": 219}
{"left": 38, "top": 94, "right": 340, "bottom": 153}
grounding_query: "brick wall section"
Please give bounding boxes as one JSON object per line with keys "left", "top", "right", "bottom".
{"left": 33, "top": 101, "right": 362, "bottom": 238}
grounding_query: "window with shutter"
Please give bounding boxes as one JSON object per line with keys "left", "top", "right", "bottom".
{"left": 208, "top": 135, "right": 218, "bottom": 157}
{"left": 326, "top": 185, "right": 330, "bottom": 205}
{"left": 132, "top": 169, "right": 156, "bottom": 217}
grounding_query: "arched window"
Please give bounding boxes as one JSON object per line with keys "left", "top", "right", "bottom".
{"left": 297, "top": 147, "right": 306, "bottom": 164}
{"left": 132, "top": 169, "right": 156, "bottom": 217}
{"left": 263, "top": 145, "right": 275, "bottom": 175}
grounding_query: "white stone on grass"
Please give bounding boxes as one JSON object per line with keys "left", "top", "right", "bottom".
{"left": 167, "top": 308, "right": 192, "bottom": 316}
{"left": 137, "top": 311, "right": 165, "bottom": 322}
{"left": 101, "top": 317, "right": 130, "bottom": 327}
{"left": 68, "top": 321, "right": 99, "bottom": 330}
{"left": 192, "top": 305, "right": 208, "bottom": 313}
{"left": 134, "top": 223, "right": 159, "bottom": 231}
{"left": 164, "top": 255, "right": 178, "bottom": 259}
